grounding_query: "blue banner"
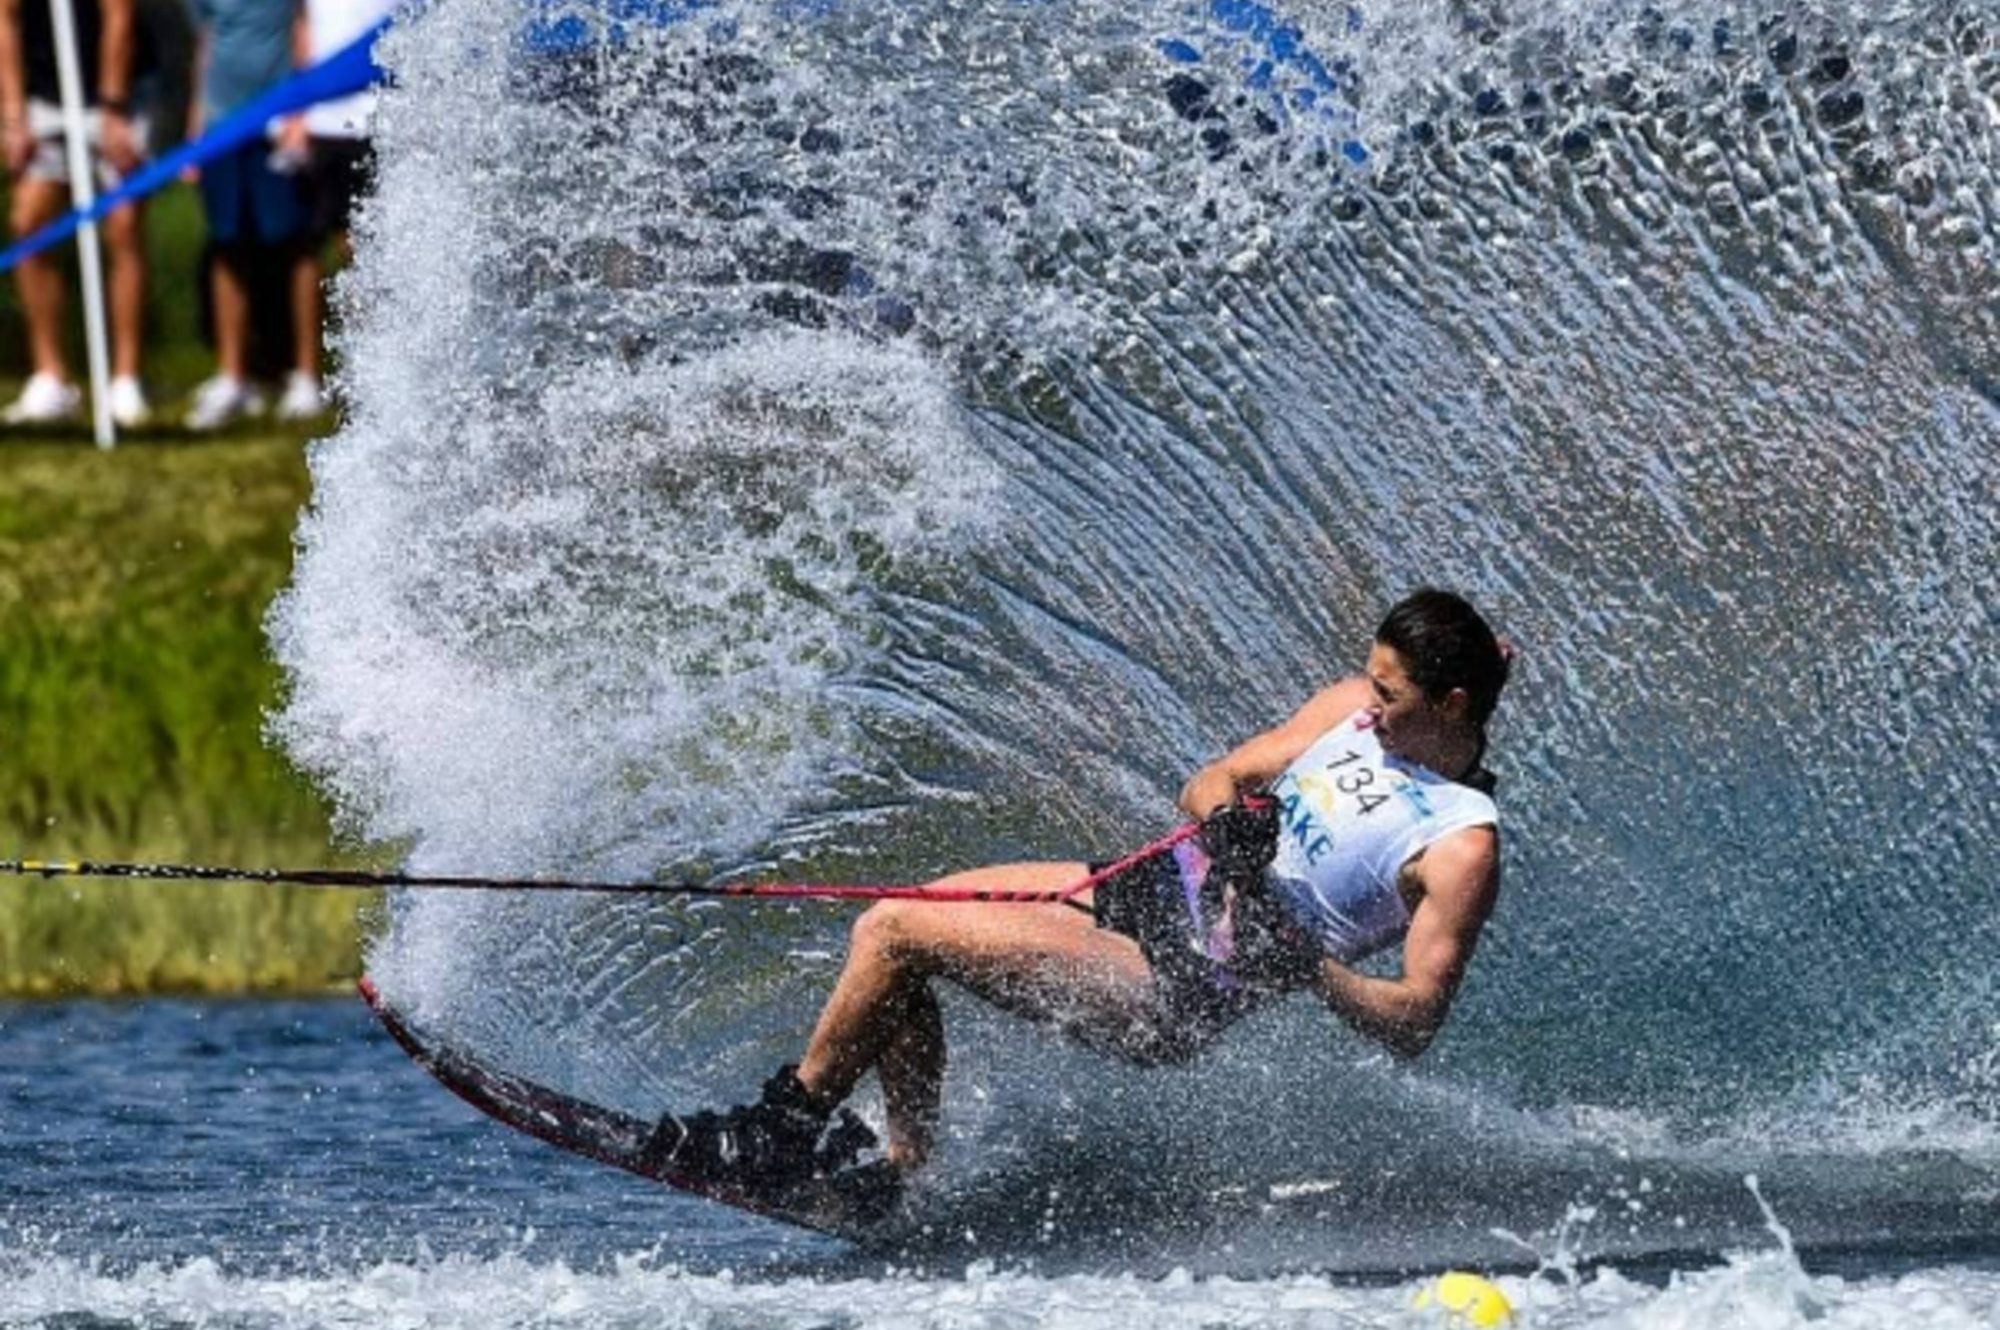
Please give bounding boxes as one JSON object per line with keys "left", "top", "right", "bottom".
{"left": 0, "top": 16, "right": 390, "bottom": 274}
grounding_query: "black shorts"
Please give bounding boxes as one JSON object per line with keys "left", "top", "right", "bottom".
{"left": 200, "top": 140, "right": 311, "bottom": 248}
{"left": 1091, "top": 848, "right": 1267, "bottom": 1061}
{"left": 306, "top": 137, "right": 373, "bottom": 240}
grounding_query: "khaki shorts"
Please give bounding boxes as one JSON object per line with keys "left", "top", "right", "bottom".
{"left": 22, "top": 98, "right": 152, "bottom": 191}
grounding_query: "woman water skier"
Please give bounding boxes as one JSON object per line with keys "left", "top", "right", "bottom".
{"left": 646, "top": 588, "right": 1512, "bottom": 1196}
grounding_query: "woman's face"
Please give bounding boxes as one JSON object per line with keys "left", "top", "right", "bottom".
{"left": 1364, "top": 641, "right": 1465, "bottom": 765}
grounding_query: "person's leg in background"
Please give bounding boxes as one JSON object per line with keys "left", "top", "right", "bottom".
{"left": 185, "top": 142, "right": 265, "bottom": 430}
{"left": 3, "top": 168, "right": 82, "bottom": 423}
{"left": 100, "top": 191, "right": 150, "bottom": 427}
{"left": 276, "top": 236, "right": 322, "bottom": 420}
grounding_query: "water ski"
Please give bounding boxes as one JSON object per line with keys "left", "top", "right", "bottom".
{"left": 356, "top": 975, "right": 903, "bottom": 1240}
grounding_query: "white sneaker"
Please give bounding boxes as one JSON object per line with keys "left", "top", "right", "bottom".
{"left": 184, "top": 375, "right": 264, "bottom": 431}
{"left": 3, "top": 372, "right": 83, "bottom": 425}
{"left": 107, "top": 375, "right": 151, "bottom": 429}
{"left": 275, "top": 370, "right": 325, "bottom": 421}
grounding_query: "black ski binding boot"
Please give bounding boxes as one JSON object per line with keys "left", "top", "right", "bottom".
{"left": 643, "top": 1065, "right": 878, "bottom": 1195}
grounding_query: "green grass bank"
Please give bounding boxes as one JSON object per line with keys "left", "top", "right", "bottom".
{"left": 0, "top": 432, "right": 375, "bottom": 996}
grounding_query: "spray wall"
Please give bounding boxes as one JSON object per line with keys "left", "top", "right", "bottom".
{"left": 267, "top": 0, "right": 1997, "bottom": 1268}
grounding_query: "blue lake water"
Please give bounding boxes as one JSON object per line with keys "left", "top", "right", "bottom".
{"left": 3, "top": 995, "right": 1996, "bottom": 1328}
{"left": 1, "top": 997, "right": 827, "bottom": 1274}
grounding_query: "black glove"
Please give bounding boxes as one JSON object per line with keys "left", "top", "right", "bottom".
{"left": 1199, "top": 799, "right": 1278, "bottom": 878}
{"left": 1200, "top": 800, "right": 1318, "bottom": 989}
{"left": 1228, "top": 884, "right": 1322, "bottom": 989}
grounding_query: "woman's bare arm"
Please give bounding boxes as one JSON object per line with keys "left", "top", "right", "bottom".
{"left": 1311, "top": 825, "right": 1500, "bottom": 1058}
{"left": 1178, "top": 675, "right": 1373, "bottom": 818}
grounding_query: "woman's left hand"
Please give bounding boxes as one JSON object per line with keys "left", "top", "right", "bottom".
{"left": 1178, "top": 763, "right": 1238, "bottom": 820}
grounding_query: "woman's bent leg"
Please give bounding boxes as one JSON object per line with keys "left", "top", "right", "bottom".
{"left": 795, "top": 861, "right": 1166, "bottom": 1167}
{"left": 874, "top": 979, "right": 943, "bottom": 1168}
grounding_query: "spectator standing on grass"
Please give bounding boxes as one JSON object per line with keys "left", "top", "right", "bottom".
{"left": 184, "top": 0, "right": 323, "bottom": 430}
{"left": 265, "top": 0, "right": 391, "bottom": 404}
{"left": 296, "top": 0, "right": 390, "bottom": 261}
{"left": 0, "top": 0, "right": 156, "bottom": 428}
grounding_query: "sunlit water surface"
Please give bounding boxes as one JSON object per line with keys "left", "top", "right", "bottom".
{"left": 4, "top": 1002, "right": 1997, "bottom": 1328}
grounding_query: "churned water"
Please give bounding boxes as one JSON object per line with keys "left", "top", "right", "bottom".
{"left": 2, "top": 1000, "right": 1997, "bottom": 1326}
{"left": 11, "top": 0, "right": 1998, "bottom": 1323}
{"left": 3, "top": 1001, "right": 1997, "bottom": 1327}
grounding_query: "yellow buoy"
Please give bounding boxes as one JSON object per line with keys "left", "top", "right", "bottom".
{"left": 1412, "top": 1270, "right": 1515, "bottom": 1327}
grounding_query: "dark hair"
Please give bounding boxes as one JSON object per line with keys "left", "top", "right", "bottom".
{"left": 1375, "top": 588, "right": 1511, "bottom": 790}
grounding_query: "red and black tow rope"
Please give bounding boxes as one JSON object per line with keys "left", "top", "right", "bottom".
{"left": 0, "top": 820, "right": 1202, "bottom": 907}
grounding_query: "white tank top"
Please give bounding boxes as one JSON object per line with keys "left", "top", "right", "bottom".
{"left": 1266, "top": 710, "right": 1498, "bottom": 963}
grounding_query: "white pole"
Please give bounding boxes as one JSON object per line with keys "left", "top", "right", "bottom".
{"left": 47, "top": 0, "right": 114, "bottom": 448}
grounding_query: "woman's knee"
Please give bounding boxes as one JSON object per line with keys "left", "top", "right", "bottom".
{"left": 851, "top": 899, "right": 933, "bottom": 968}
{"left": 11, "top": 187, "right": 56, "bottom": 239}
